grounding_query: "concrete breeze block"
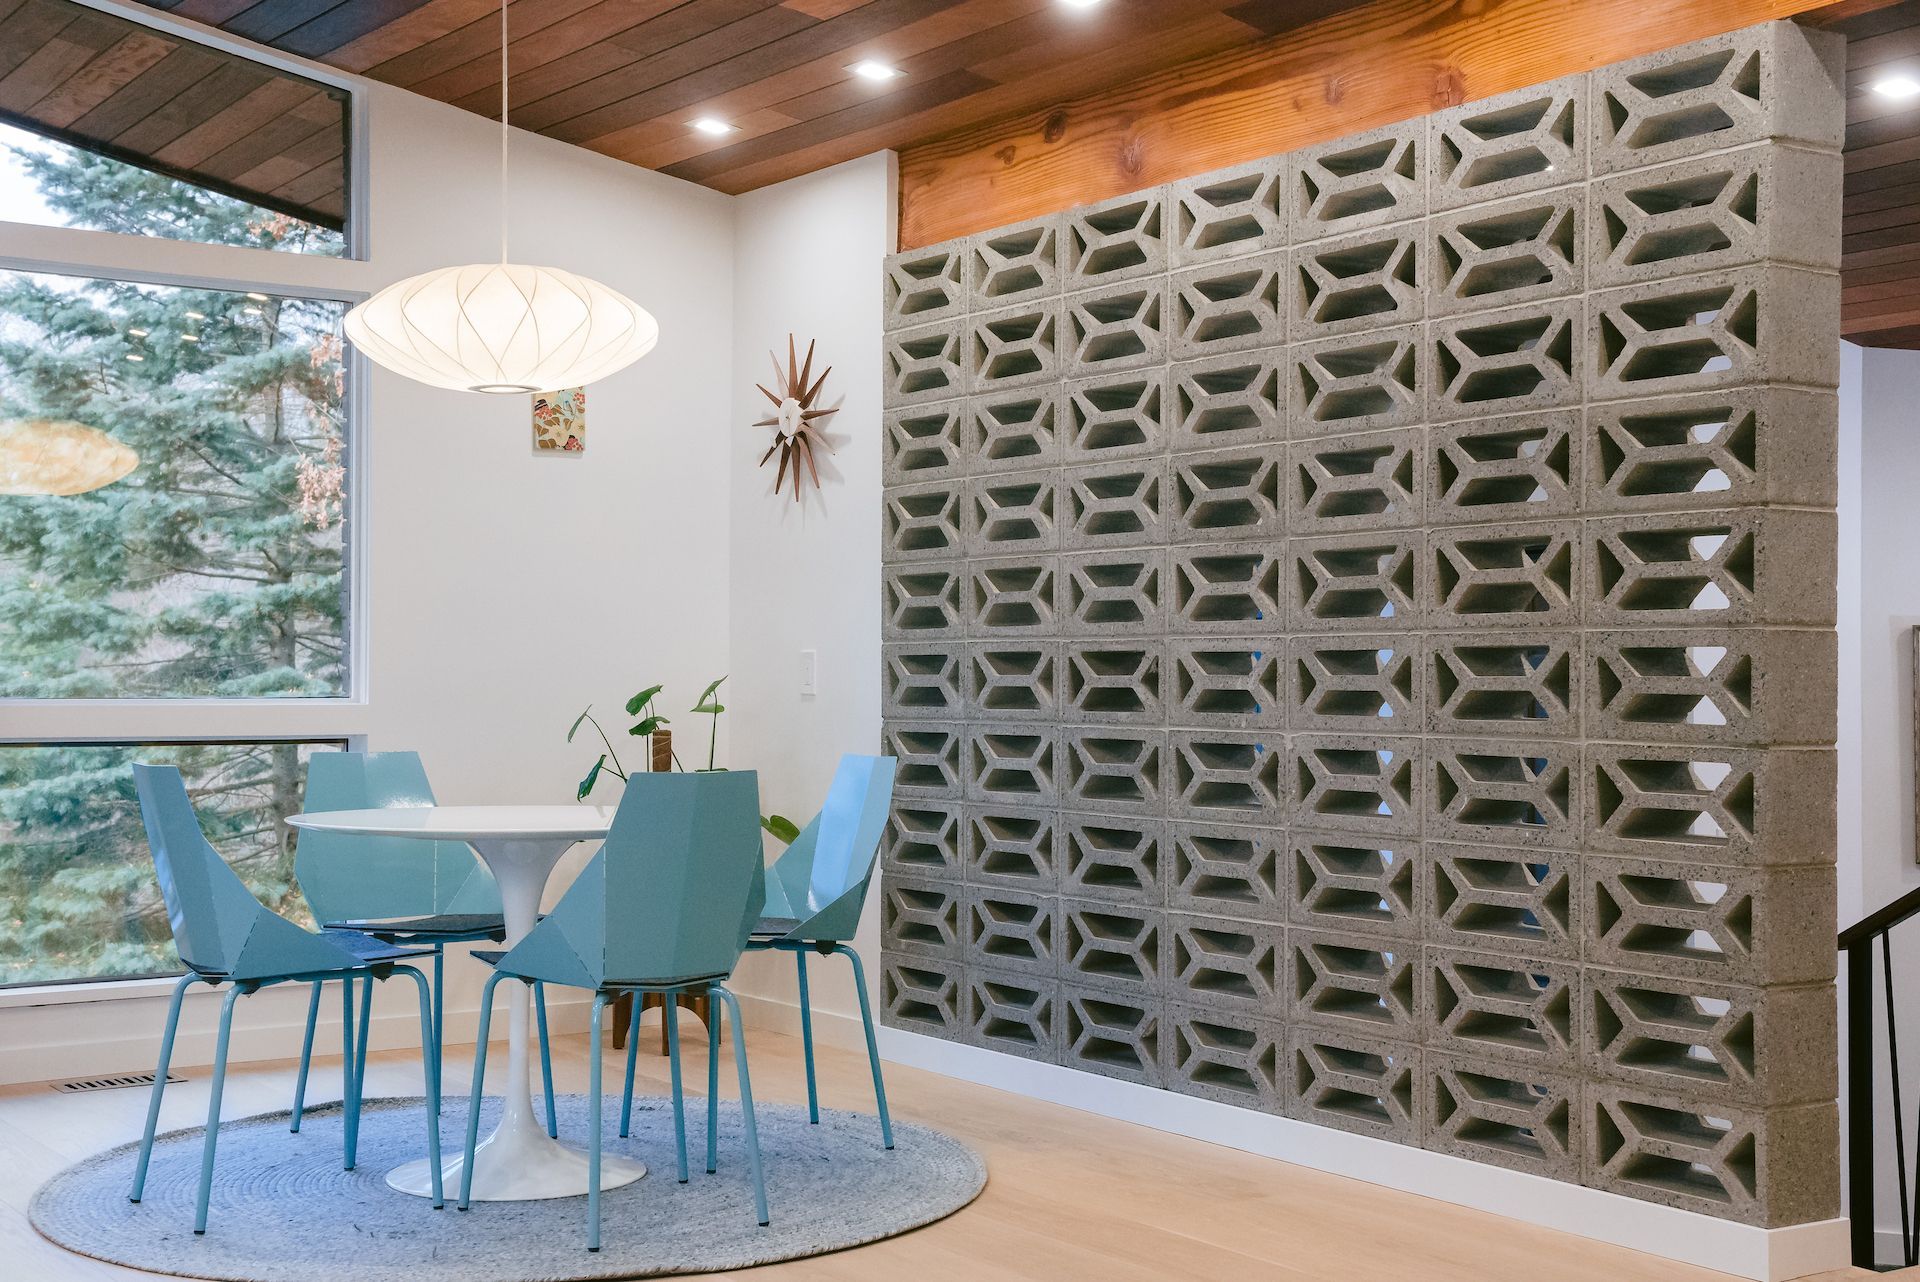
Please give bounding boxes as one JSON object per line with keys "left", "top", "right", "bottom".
{"left": 1585, "top": 966, "right": 1835, "bottom": 1108}
{"left": 1290, "top": 427, "right": 1422, "bottom": 535}
{"left": 1429, "top": 410, "right": 1580, "bottom": 526}
{"left": 1170, "top": 254, "right": 1288, "bottom": 359}
{"left": 1168, "top": 637, "right": 1284, "bottom": 730}
{"left": 965, "top": 964, "right": 1062, "bottom": 1063}
{"left": 1426, "top": 630, "right": 1581, "bottom": 739}
{"left": 1427, "top": 1051, "right": 1582, "bottom": 1181}
{"left": 1290, "top": 222, "right": 1424, "bottom": 340}
{"left": 1171, "top": 156, "right": 1289, "bottom": 267}
{"left": 1584, "top": 385, "right": 1838, "bottom": 515}
{"left": 883, "top": 801, "right": 964, "bottom": 881}
{"left": 1429, "top": 188, "right": 1583, "bottom": 318}
{"left": 1295, "top": 118, "right": 1426, "bottom": 242}
{"left": 964, "top": 803, "right": 1061, "bottom": 892}
{"left": 1168, "top": 1001, "right": 1287, "bottom": 1112}
{"left": 1585, "top": 1086, "right": 1838, "bottom": 1227}
{"left": 1590, "top": 21, "right": 1845, "bottom": 176}
{"left": 1290, "top": 831, "right": 1420, "bottom": 940}
{"left": 964, "top": 641, "right": 1061, "bottom": 722}
{"left": 884, "top": 238, "right": 968, "bottom": 330}
{"left": 879, "top": 18, "right": 1841, "bottom": 1228}
{"left": 1061, "top": 814, "right": 1168, "bottom": 905}
{"left": 1066, "top": 187, "right": 1169, "bottom": 288}
{"left": 1588, "top": 264, "right": 1840, "bottom": 403}
{"left": 1430, "top": 75, "right": 1586, "bottom": 211}
{"left": 882, "top": 954, "right": 964, "bottom": 1038}
{"left": 1426, "top": 841, "right": 1580, "bottom": 958}
{"left": 1168, "top": 820, "right": 1287, "bottom": 922}
{"left": 969, "top": 213, "right": 1066, "bottom": 311}
{"left": 1588, "top": 144, "right": 1841, "bottom": 290}
{"left": 1171, "top": 350, "right": 1287, "bottom": 447}
{"left": 1064, "top": 455, "right": 1170, "bottom": 550}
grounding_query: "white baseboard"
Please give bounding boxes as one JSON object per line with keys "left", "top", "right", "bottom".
{"left": 865, "top": 1022, "right": 1848, "bottom": 1282}
{"left": 1, "top": 982, "right": 1855, "bottom": 1282}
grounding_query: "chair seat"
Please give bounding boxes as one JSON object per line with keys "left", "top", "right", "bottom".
{"left": 328, "top": 931, "right": 440, "bottom": 964}
{"left": 472, "top": 950, "right": 727, "bottom": 992}
{"left": 321, "top": 913, "right": 507, "bottom": 943}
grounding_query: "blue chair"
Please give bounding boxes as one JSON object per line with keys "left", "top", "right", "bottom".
{"left": 625, "top": 754, "right": 896, "bottom": 1149}
{"left": 293, "top": 751, "right": 556, "bottom": 1134}
{"left": 460, "top": 770, "right": 769, "bottom": 1251}
{"left": 127, "top": 764, "right": 444, "bottom": 1232}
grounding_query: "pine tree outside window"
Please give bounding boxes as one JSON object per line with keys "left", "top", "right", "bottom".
{"left": 0, "top": 30, "right": 364, "bottom": 990}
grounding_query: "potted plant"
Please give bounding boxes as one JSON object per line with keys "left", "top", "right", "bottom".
{"left": 568, "top": 676, "right": 796, "bottom": 842}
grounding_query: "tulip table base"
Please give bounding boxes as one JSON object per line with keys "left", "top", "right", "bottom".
{"left": 386, "top": 830, "right": 643, "bottom": 1200}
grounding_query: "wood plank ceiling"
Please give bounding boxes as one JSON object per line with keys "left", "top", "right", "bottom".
{"left": 0, "top": 0, "right": 349, "bottom": 228}
{"left": 5, "top": 0, "right": 1920, "bottom": 347}
{"left": 1823, "top": 0, "right": 1920, "bottom": 347}
{"left": 129, "top": 0, "right": 1372, "bottom": 194}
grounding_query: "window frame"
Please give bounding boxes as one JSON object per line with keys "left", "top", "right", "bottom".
{"left": 0, "top": 3, "right": 376, "bottom": 999}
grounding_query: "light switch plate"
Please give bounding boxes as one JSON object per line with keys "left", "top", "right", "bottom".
{"left": 800, "top": 648, "right": 818, "bottom": 697}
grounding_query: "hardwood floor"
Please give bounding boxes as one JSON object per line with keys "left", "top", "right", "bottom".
{"left": 0, "top": 1024, "right": 1898, "bottom": 1281}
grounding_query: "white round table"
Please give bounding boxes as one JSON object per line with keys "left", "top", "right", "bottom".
{"left": 285, "top": 804, "right": 643, "bottom": 1202}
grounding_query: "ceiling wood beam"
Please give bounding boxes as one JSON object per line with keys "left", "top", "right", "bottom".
{"left": 894, "top": 0, "right": 1896, "bottom": 250}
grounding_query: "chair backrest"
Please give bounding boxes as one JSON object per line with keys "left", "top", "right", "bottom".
{"left": 769, "top": 755, "right": 896, "bottom": 939}
{"left": 295, "top": 751, "right": 497, "bottom": 924}
{"left": 502, "top": 770, "right": 765, "bottom": 989}
{"left": 133, "top": 763, "right": 356, "bottom": 982}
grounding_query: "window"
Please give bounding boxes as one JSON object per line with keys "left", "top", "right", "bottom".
{"left": 0, "top": 7, "right": 362, "bottom": 991}
{"left": 0, "top": 269, "right": 350, "bottom": 699}
{"left": 0, "top": 741, "right": 343, "bottom": 987}
{"left": 0, "top": 122, "right": 346, "bottom": 257}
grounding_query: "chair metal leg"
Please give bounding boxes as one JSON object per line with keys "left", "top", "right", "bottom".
{"left": 193, "top": 985, "right": 244, "bottom": 1234}
{"left": 291, "top": 980, "right": 322, "bottom": 1132}
{"left": 430, "top": 947, "right": 445, "bottom": 1118}
{"left": 130, "top": 973, "right": 196, "bottom": 1203}
{"left": 344, "top": 971, "right": 373, "bottom": 1170}
{"left": 715, "top": 986, "right": 769, "bottom": 1226}
{"left": 835, "top": 944, "right": 894, "bottom": 1151}
{"left": 340, "top": 975, "right": 355, "bottom": 1105}
{"left": 619, "top": 988, "right": 642, "bottom": 1138}
{"left": 391, "top": 965, "right": 445, "bottom": 1208}
{"left": 587, "top": 994, "right": 608, "bottom": 1253}
{"left": 535, "top": 982, "right": 557, "bottom": 1139}
{"left": 705, "top": 998, "right": 720, "bottom": 1175}
{"left": 666, "top": 994, "right": 689, "bottom": 1183}
{"left": 795, "top": 950, "right": 819, "bottom": 1125}
{"left": 459, "top": 971, "right": 505, "bottom": 1211}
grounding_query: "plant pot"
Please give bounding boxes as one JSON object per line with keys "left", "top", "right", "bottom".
{"left": 650, "top": 727, "right": 672, "bottom": 772}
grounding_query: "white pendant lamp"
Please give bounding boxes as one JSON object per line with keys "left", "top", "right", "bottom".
{"left": 343, "top": 0, "right": 658, "bottom": 394}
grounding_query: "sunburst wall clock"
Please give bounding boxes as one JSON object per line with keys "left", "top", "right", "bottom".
{"left": 755, "top": 335, "right": 837, "bottom": 501}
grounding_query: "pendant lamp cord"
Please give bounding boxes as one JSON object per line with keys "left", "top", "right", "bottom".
{"left": 499, "top": 0, "right": 509, "bottom": 263}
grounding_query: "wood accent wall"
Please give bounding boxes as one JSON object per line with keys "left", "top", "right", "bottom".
{"left": 895, "top": 0, "right": 1880, "bottom": 251}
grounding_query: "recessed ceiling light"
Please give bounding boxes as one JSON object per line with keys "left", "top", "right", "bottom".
{"left": 180, "top": 334, "right": 200, "bottom": 343}
{"left": 690, "top": 117, "right": 736, "bottom": 136}
{"left": 1059, "top": 0, "right": 1106, "bottom": 8}
{"left": 245, "top": 292, "right": 269, "bottom": 302}
{"left": 124, "top": 353, "right": 143, "bottom": 362}
{"left": 850, "top": 60, "right": 902, "bottom": 82}
{"left": 127, "top": 327, "right": 149, "bottom": 337}
{"left": 1873, "top": 74, "right": 1920, "bottom": 100}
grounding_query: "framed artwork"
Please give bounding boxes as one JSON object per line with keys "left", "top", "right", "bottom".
{"left": 532, "top": 387, "right": 585, "bottom": 453}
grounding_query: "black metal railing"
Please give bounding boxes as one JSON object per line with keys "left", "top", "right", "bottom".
{"left": 1842, "top": 884, "right": 1920, "bottom": 1269}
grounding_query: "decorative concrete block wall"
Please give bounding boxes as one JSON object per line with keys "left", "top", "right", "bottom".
{"left": 877, "top": 21, "right": 1844, "bottom": 1228}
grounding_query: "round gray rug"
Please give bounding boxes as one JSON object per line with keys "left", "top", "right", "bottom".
{"left": 31, "top": 1095, "right": 986, "bottom": 1281}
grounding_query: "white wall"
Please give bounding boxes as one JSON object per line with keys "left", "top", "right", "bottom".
{"left": 724, "top": 152, "right": 896, "bottom": 1026}
{"left": 0, "top": 62, "right": 737, "bottom": 1080}
{"left": 1839, "top": 341, "right": 1920, "bottom": 1262}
